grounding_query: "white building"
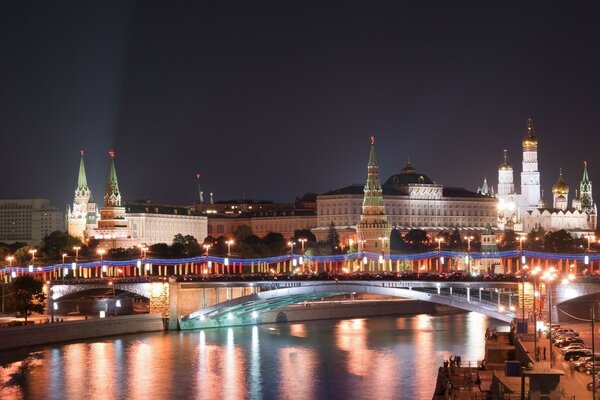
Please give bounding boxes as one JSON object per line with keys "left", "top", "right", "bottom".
{"left": 497, "top": 119, "right": 596, "bottom": 235}
{"left": 315, "top": 139, "right": 498, "bottom": 243}
{"left": 0, "top": 199, "right": 63, "bottom": 244}
{"left": 67, "top": 151, "right": 98, "bottom": 240}
{"left": 126, "top": 202, "right": 207, "bottom": 245}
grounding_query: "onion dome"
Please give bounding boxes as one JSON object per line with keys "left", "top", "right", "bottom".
{"left": 522, "top": 118, "right": 538, "bottom": 150}
{"left": 552, "top": 168, "right": 569, "bottom": 195}
{"left": 498, "top": 149, "right": 512, "bottom": 171}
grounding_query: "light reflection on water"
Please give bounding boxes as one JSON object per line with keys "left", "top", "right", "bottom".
{"left": 0, "top": 313, "right": 502, "bottom": 400}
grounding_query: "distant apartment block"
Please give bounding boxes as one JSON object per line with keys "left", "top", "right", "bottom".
{"left": 0, "top": 199, "right": 64, "bottom": 244}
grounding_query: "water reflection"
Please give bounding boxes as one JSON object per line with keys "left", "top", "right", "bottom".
{"left": 0, "top": 313, "right": 503, "bottom": 400}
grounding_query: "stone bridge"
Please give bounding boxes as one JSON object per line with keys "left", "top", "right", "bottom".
{"left": 49, "top": 279, "right": 600, "bottom": 329}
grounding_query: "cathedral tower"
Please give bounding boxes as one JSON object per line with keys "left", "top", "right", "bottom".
{"left": 520, "top": 118, "right": 541, "bottom": 209}
{"left": 552, "top": 168, "right": 569, "bottom": 210}
{"left": 497, "top": 149, "right": 514, "bottom": 196}
{"left": 356, "top": 137, "right": 391, "bottom": 257}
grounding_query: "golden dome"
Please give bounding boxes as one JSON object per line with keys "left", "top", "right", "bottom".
{"left": 522, "top": 118, "right": 538, "bottom": 148}
{"left": 552, "top": 168, "right": 569, "bottom": 195}
{"left": 498, "top": 149, "right": 512, "bottom": 170}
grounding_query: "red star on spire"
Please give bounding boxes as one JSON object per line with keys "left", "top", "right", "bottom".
{"left": 584, "top": 160, "right": 588, "bottom": 167}
{"left": 108, "top": 149, "right": 116, "bottom": 158}
{"left": 370, "top": 135, "right": 375, "bottom": 145}
{"left": 196, "top": 173, "right": 201, "bottom": 180}
{"left": 80, "top": 149, "right": 84, "bottom": 156}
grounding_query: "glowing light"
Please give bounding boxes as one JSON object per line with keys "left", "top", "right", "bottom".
{"left": 251, "top": 311, "right": 258, "bottom": 318}
{"left": 227, "top": 313, "right": 233, "bottom": 320}
{"left": 200, "top": 315, "right": 205, "bottom": 321}
{"left": 71, "top": 262, "right": 76, "bottom": 270}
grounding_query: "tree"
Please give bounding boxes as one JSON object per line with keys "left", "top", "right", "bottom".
{"left": 449, "top": 229, "right": 463, "bottom": 250}
{"left": 14, "top": 246, "right": 31, "bottom": 266}
{"left": 498, "top": 229, "right": 518, "bottom": 251}
{"left": 404, "top": 229, "right": 430, "bottom": 252}
{"left": 234, "top": 225, "right": 253, "bottom": 243}
{"left": 12, "top": 276, "right": 45, "bottom": 322}
{"left": 263, "top": 232, "right": 287, "bottom": 255}
{"left": 325, "top": 222, "right": 341, "bottom": 254}
{"left": 390, "top": 229, "right": 406, "bottom": 252}
{"left": 292, "top": 229, "right": 317, "bottom": 244}
{"left": 544, "top": 230, "right": 575, "bottom": 253}
{"left": 172, "top": 234, "right": 201, "bottom": 257}
{"left": 40, "top": 230, "right": 83, "bottom": 260}
{"left": 149, "top": 243, "right": 171, "bottom": 258}
{"left": 526, "top": 228, "right": 545, "bottom": 251}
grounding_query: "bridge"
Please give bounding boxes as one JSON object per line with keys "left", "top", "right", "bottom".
{"left": 44, "top": 275, "right": 600, "bottom": 330}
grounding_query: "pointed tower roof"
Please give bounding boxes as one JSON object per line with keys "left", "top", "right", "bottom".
{"left": 367, "top": 136, "right": 377, "bottom": 166}
{"left": 76, "top": 150, "right": 88, "bottom": 190}
{"left": 104, "top": 149, "right": 122, "bottom": 207}
{"left": 498, "top": 149, "right": 512, "bottom": 170}
{"left": 522, "top": 118, "right": 538, "bottom": 150}
{"left": 582, "top": 160, "right": 590, "bottom": 183}
{"left": 195, "top": 173, "right": 204, "bottom": 204}
{"left": 552, "top": 168, "right": 569, "bottom": 195}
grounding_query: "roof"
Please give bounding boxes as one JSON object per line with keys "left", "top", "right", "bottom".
{"left": 442, "top": 187, "right": 491, "bottom": 198}
{"left": 125, "top": 202, "right": 201, "bottom": 216}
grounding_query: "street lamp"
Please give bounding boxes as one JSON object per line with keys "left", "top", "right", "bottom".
{"left": 518, "top": 235, "right": 526, "bottom": 268}
{"left": 520, "top": 264, "right": 529, "bottom": 324}
{"left": 378, "top": 237, "right": 388, "bottom": 268}
{"left": 3, "top": 256, "right": 13, "bottom": 314}
{"left": 465, "top": 236, "right": 474, "bottom": 274}
{"left": 97, "top": 249, "right": 106, "bottom": 278}
{"left": 203, "top": 244, "right": 211, "bottom": 256}
{"left": 299, "top": 238, "right": 307, "bottom": 253}
{"left": 436, "top": 237, "right": 444, "bottom": 270}
{"left": 531, "top": 266, "right": 542, "bottom": 355}
{"left": 542, "top": 267, "right": 560, "bottom": 368}
{"left": 29, "top": 249, "right": 37, "bottom": 271}
{"left": 226, "top": 239, "right": 234, "bottom": 256}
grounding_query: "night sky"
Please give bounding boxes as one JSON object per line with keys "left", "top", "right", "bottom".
{"left": 2, "top": 1, "right": 599, "bottom": 209}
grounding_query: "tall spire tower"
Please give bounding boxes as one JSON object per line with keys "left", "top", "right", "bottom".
{"left": 356, "top": 136, "right": 391, "bottom": 259}
{"left": 520, "top": 118, "right": 541, "bottom": 209}
{"left": 68, "top": 150, "right": 96, "bottom": 240}
{"left": 194, "top": 173, "right": 204, "bottom": 204}
{"left": 579, "top": 161, "right": 594, "bottom": 213}
{"left": 94, "top": 150, "right": 133, "bottom": 247}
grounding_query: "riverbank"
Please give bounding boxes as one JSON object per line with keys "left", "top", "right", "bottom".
{"left": 0, "top": 314, "right": 164, "bottom": 352}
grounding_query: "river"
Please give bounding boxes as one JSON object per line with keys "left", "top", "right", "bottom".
{"left": 0, "top": 312, "right": 503, "bottom": 400}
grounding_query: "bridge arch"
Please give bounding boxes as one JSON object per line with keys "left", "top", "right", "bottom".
{"left": 51, "top": 282, "right": 152, "bottom": 300}
{"left": 178, "top": 281, "right": 515, "bottom": 330}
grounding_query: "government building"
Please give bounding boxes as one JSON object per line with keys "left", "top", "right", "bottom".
{"left": 314, "top": 137, "right": 498, "bottom": 246}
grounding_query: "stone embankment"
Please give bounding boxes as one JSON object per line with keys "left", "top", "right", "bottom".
{"left": 0, "top": 314, "right": 164, "bottom": 351}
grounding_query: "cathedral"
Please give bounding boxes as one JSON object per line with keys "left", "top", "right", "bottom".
{"left": 495, "top": 119, "right": 597, "bottom": 236}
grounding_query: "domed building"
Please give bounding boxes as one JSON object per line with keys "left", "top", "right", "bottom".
{"left": 314, "top": 138, "right": 498, "bottom": 244}
{"left": 552, "top": 168, "right": 569, "bottom": 210}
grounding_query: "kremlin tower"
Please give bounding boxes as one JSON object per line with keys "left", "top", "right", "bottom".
{"left": 356, "top": 136, "right": 392, "bottom": 258}
{"left": 67, "top": 150, "right": 98, "bottom": 240}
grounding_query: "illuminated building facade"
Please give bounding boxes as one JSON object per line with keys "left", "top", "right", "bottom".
{"left": 66, "top": 151, "right": 98, "bottom": 240}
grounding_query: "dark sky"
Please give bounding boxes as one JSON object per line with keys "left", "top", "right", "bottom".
{"left": 1, "top": 1, "right": 600, "bottom": 209}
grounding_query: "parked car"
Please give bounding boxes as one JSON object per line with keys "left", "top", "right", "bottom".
{"left": 564, "top": 348, "right": 593, "bottom": 361}
{"left": 561, "top": 343, "right": 589, "bottom": 353}
{"left": 556, "top": 337, "right": 584, "bottom": 348}
{"left": 584, "top": 362, "right": 600, "bottom": 375}
{"left": 572, "top": 355, "right": 600, "bottom": 371}
{"left": 588, "top": 375, "right": 600, "bottom": 391}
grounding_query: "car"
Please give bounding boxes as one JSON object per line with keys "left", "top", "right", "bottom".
{"left": 555, "top": 328, "right": 579, "bottom": 336}
{"left": 561, "top": 343, "right": 589, "bottom": 353}
{"left": 564, "top": 349, "right": 593, "bottom": 361}
{"left": 573, "top": 355, "right": 600, "bottom": 371}
{"left": 588, "top": 376, "right": 600, "bottom": 391}
{"left": 556, "top": 338, "right": 584, "bottom": 347}
{"left": 584, "top": 362, "right": 600, "bottom": 375}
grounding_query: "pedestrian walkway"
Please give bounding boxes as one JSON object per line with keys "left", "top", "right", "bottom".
{"left": 520, "top": 333, "right": 588, "bottom": 399}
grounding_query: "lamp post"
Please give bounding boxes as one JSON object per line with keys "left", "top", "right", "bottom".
{"left": 520, "top": 264, "right": 529, "bottom": 325}
{"left": 72, "top": 246, "right": 80, "bottom": 278}
{"left": 436, "top": 238, "right": 444, "bottom": 272}
{"left": 97, "top": 249, "right": 106, "bottom": 278}
{"left": 29, "top": 249, "right": 37, "bottom": 271}
{"left": 518, "top": 235, "right": 526, "bottom": 272}
{"left": 466, "top": 236, "right": 474, "bottom": 275}
{"left": 226, "top": 239, "right": 234, "bottom": 256}
{"left": 542, "top": 267, "right": 559, "bottom": 368}
{"left": 378, "top": 237, "right": 388, "bottom": 270}
{"left": 2, "top": 256, "right": 13, "bottom": 314}
{"left": 531, "top": 266, "right": 541, "bottom": 357}
{"left": 61, "top": 253, "right": 67, "bottom": 281}
{"left": 299, "top": 238, "right": 307, "bottom": 254}
{"left": 288, "top": 241, "right": 294, "bottom": 255}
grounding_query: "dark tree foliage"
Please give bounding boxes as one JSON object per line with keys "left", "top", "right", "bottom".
{"left": 292, "top": 229, "right": 317, "bottom": 244}
{"left": 526, "top": 228, "right": 545, "bottom": 251}
{"left": 404, "top": 229, "right": 432, "bottom": 252}
{"left": 12, "top": 276, "right": 45, "bottom": 321}
{"left": 544, "top": 230, "right": 575, "bottom": 253}
{"left": 40, "top": 231, "right": 83, "bottom": 260}
{"left": 149, "top": 243, "right": 171, "bottom": 258}
{"left": 325, "top": 222, "right": 341, "bottom": 253}
{"left": 449, "top": 229, "right": 463, "bottom": 250}
{"left": 172, "top": 234, "right": 201, "bottom": 257}
{"left": 263, "top": 232, "right": 287, "bottom": 255}
{"left": 390, "top": 229, "right": 407, "bottom": 252}
{"left": 107, "top": 247, "right": 136, "bottom": 260}
{"left": 498, "top": 229, "right": 519, "bottom": 251}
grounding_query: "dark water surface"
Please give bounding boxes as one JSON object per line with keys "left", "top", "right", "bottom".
{"left": 0, "top": 313, "right": 503, "bottom": 400}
